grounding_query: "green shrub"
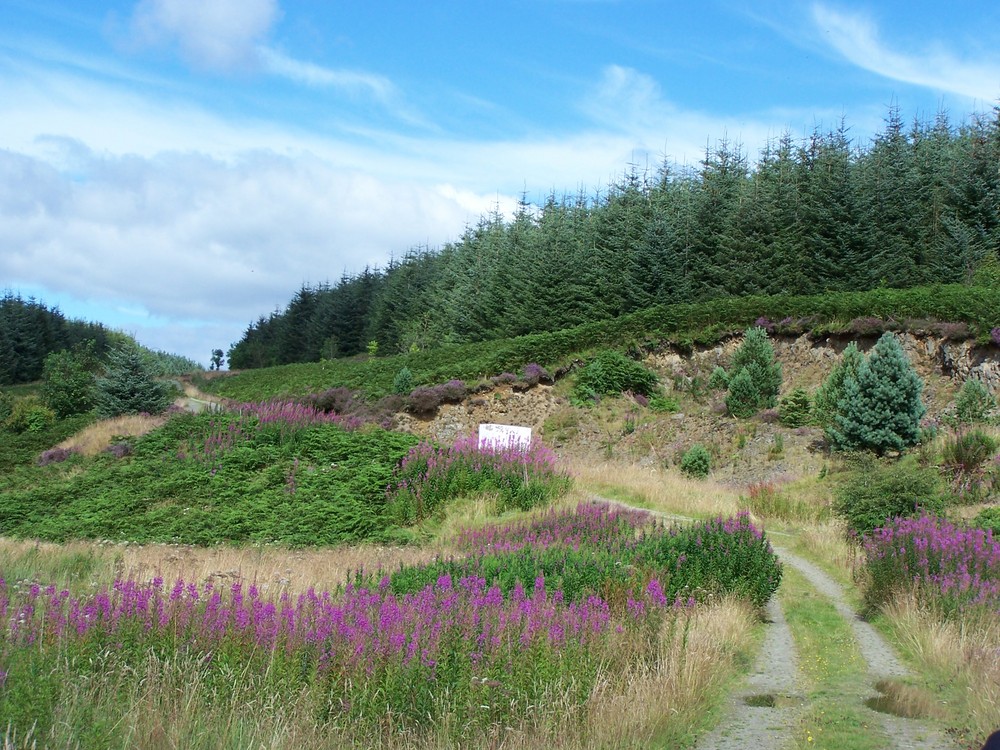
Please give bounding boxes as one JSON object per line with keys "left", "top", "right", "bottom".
{"left": 573, "top": 350, "right": 659, "bottom": 402}
{"left": 708, "top": 366, "right": 729, "bottom": 390}
{"left": 680, "top": 444, "right": 711, "bottom": 478}
{"left": 954, "top": 379, "right": 996, "bottom": 425}
{"left": 972, "top": 507, "right": 1000, "bottom": 535}
{"left": 828, "top": 332, "right": 926, "bottom": 455}
{"left": 5, "top": 398, "right": 56, "bottom": 434}
{"left": 778, "top": 388, "right": 812, "bottom": 428}
{"left": 0, "top": 390, "right": 12, "bottom": 425}
{"left": 392, "top": 366, "right": 414, "bottom": 395}
{"left": 41, "top": 347, "right": 99, "bottom": 419}
{"left": 939, "top": 429, "right": 999, "bottom": 501}
{"left": 834, "top": 457, "right": 945, "bottom": 537}
{"left": 648, "top": 393, "right": 679, "bottom": 413}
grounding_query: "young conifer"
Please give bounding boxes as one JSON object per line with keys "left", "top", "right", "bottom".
{"left": 95, "top": 346, "right": 172, "bottom": 418}
{"left": 725, "top": 326, "right": 782, "bottom": 417}
{"left": 828, "top": 332, "right": 926, "bottom": 455}
{"left": 813, "top": 342, "right": 863, "bottom": 427}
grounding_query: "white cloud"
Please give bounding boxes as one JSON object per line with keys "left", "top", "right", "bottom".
{"left": 0, "top": 143, "right": 508, "bottom": 361}
{"left": 812, "top": 3, "right": 1000, "bottom": 102}
{"left": 129, "top": 0, "right": 279, "bottom": 71}
{"left": 256, "top": 47, "right": 394, "bottom": 101}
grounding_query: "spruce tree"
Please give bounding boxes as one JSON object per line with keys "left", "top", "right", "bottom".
{"left": 725, "top": 326, "right": 782, "bottom": 417}
{"left": 828, "top": 332, "right": 926, "bottom": 455}
{"left": 813, "top": 342, "right": 863, "bottom": 427}
{"left": 95, "top": 346, "right": 172, "bottom": 418}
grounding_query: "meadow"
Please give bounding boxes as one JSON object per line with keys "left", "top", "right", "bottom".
{"left": 0, "top": 501, "right": 777, "bottom": 748}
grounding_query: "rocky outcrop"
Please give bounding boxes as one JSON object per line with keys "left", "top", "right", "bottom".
{"left": 394, "top": 333, "right": 999, "bottom": 444}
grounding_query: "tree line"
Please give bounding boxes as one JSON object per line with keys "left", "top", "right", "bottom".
{"left": 228, "top": 107, "right": 1000, "bottom": 369}
{"left": 0, "top": 292, "right": 201, "bottom": 386}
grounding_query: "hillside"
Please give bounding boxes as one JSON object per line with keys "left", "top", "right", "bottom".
{"left": 227, "top": 108, "right": 1000, "bottom": 368}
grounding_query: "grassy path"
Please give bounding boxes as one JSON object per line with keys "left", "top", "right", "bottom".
{"left": 591, "top": 496, "right": 958, "bottom": 749}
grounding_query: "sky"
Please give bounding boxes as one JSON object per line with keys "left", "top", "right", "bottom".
{"left": 1, "top": 1, "right": 999, "bottom": 367}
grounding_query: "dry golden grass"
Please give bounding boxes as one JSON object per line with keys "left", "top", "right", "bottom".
{"left": 0, "top": 536, "right": 448, "bottom": 596}
{"left": 56, "top": 413, "right": 168, "bottom": 456}
{"left": 564, "top": 457, "right": 742, "bottom": 519}
{"left": 881, "top": 593, "right": 1000, "bottom": 746}
{"left": 585, "top": 597, "right": 757, "bottom": 748}
{"left": 790, "top": 519, "right": 861, "bottom": 585}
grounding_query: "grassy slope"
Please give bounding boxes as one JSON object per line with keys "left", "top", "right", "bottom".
{"left": 205, "top": 284, "right": 1000, "bottom": 402}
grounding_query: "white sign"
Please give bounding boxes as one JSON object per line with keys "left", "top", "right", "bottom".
{"left": 478, "top": 423, "right": 532, "bottom": 450}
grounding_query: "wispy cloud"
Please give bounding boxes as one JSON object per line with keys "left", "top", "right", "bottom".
{"left": 256, "top": 47, "right": 394, "bottom": 101}
{"left": 813, "top": 3, "right": 1000, "bottom": 102}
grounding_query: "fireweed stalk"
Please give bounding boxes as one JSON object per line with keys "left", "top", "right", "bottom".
{"left": 0, "top": 507, "right": 780, "bottom": 741}
{"left": 0, "top": 572, "right": 690, "bottom": 736}
{"left": 386, "top": 435, "right": 572, "bottom": 523}
{"left": 862, "top": 514, "right": 1000, "bottom": 615}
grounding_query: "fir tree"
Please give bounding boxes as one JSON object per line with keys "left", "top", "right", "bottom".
{"left": 828, "top": 332, "right": 926, "bottom": 455}
{"left": 813, "top": 342, "right": 864, "bottom": 427}
{"left": 725, "top": 326, "right": 782, "bottom": 417}
{"left": 95, "top": 346, "right": 173, "bottom": 418}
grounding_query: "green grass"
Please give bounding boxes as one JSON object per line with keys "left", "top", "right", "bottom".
{"left": 0, "top": 412, "right": 420, "bottom": 546}
{"left": 780, "top": 565, "right": 886, "bottom": 750}
{"left": 207, "top": 284, "right": 1000, "bottom": 402}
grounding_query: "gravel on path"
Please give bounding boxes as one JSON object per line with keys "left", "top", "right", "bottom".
{"left": 695, "top": 595, "right": 803, "bottom": 750}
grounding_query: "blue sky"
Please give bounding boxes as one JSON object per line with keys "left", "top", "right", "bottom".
{"left": 1, "top": 0, "right": 998, "bottom": 366}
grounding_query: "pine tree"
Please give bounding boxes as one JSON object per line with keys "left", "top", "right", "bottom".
{"left": 725, "top": 326, "right": 782, "bottom": 417}
{"left": 813, "top": 342, "right": 864, "bottom": 427}
{"left": 95, "top": 346, "right": 173, "bottom": 418}
{"left": 828, "top": 332, "right": 926, "bottom": 455}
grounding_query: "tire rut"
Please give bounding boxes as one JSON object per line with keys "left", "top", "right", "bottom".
{"left": 695, "top": 595, "right": 803, "bottom": 750}
{"left": 775, "top": 548, "right": 955, "bottom": 750}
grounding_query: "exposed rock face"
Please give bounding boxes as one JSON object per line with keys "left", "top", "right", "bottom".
{"left": 394, "top": 333, "right": 999, "bottom": 443}
{"left": 648, "top": 333, "right": 999, "bottom": 393}
{"left": 395, "top": 384, "right": 563, "bottom": 443}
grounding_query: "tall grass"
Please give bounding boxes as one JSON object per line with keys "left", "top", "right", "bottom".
{"left": 0, "top": 504, "right": 777, "bottom": 748}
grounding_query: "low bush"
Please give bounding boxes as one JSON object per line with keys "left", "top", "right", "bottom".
{"left": 834, "top": 456, "right": 945, "bottom": 537}
{"left": 778, "top": 388, "right": 812, "bottom": 427}
{"left": 0, "top": 390, "right": 12, "bottom": 423}
{"left": 5, "top": 398, "right": 56, "bottom": 433}
{"left": 680, "top": 444, "right": 711, "bottom": 478}
{"left": 573, "top": 350, "right": 659, "bottom": 402}
{"left": 708, "top": 366, "right": 729, "bottom": 390}
{"left": 939, "top": 429, "right": 999, "bottom": 501}
{"left": 36, "top": 447, "right": 79, "bottom": 467}
{"left": 972, "top": 507, "right": 1000, "bottom": 535}
{"left": 521, "top": 362, "right": 551, "bottom": 386}
{"left": 649, "top": 393, "right": 680, "bottom": 413}
{"left": 954, "top": 379, "right": 996, "bottom": 425}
